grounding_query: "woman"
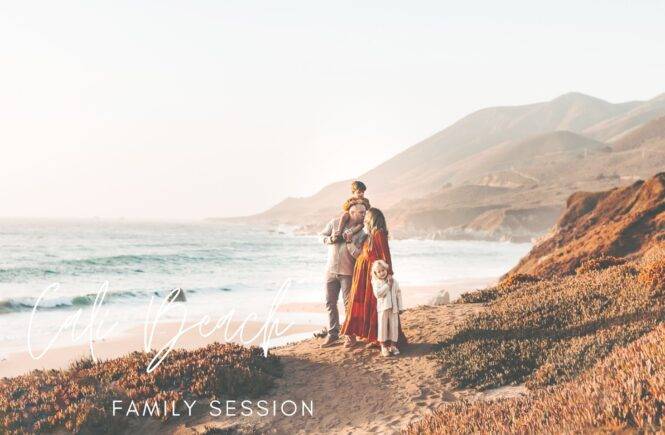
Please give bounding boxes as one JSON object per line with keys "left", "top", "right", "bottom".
{"left": 341, "top": 207, "right": 407, "bottom": 347}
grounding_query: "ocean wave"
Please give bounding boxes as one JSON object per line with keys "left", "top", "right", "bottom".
{"left": 0, "top": 267, "right": 58, "bottom": 282}
{"left": 0, "top": 252, "right": 231, "bottom": 282}
{"left": 0, "top": 286, "right": 234, "bottom": 314}
{"left": 60, "top": 253, "right": 220, "bottom": 267}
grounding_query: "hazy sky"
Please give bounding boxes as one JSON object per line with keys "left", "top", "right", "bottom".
{"left": 1, "top": 1, "right": 664, "bottom": 219}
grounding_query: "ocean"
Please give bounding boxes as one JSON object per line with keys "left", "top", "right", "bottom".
{"left": 0, "top": 219, "right": 531, "bottom": 354}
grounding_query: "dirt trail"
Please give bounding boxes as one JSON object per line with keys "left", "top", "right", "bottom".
{"left": 145, "top": 303, "right": 523, "bottom": 434}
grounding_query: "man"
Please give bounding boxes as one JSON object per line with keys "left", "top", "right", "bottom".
{"left": 319, "top": 203, "right": 367, "bottom": 347}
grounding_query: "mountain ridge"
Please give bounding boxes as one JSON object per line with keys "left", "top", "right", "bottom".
{"left": 228, "top": 92, "right": 665, "bottom": 241}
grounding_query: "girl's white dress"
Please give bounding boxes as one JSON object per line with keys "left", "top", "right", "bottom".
{"left": 371, "top": 277, "right": 403, "bottom": 342}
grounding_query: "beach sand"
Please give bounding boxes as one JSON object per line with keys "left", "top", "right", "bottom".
{"left": 277, "top": 277, "right": 496, "bottom": 314}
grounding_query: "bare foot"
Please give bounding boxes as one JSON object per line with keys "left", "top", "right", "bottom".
{"left": 320, "top": 335, "right": 339, "bottom": 348}
{"left": 344, "top": 336, "right": 357, "bottom": 348}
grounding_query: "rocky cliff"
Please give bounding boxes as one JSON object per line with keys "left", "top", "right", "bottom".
{"left": 505, "top": 172, "right": 665, "bottom": 278}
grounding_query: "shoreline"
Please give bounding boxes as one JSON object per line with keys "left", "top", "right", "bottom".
{"left": 0, "top": 278, "right": 494, "bottom": 378}
{"left": 0, "top": 319, "right": 321, "bottom": 378}
{"left": 277, "top": 276, "right": 496, "bottom": 313}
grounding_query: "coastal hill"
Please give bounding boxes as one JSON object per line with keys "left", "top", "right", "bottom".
{"left": 613, "top": 114, "right": 665, "bottom": 151}
{"left": 241, "top": 92, "right": 665, "bottom": 241}
{"left": 506, "top": 172, "right": 665, "bottom": 278}
{"left": 407, "top": 174, "right": 665, "bottom": 433}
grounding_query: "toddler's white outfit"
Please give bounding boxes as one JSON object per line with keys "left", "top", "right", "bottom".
{"left": 371, "top": 276, "right": 403, "bottom": 342}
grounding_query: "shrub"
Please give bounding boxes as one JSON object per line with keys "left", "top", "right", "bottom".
{"left": 498, "top": 273, "right": 540, "bottom": 289}
{"left": 406, "top": 323, "right": 665, "bottom": 434}
{"left": 638, "top": 258, "right": 665, "bottom": 291}
{"left": 459, "top": 274, "right": 540, "bottom": 304}
{"left": 436, "top": 261, "right": 665, "bottom": 389}
{"left": 0, "top": 343, "right": 281, "bottom": 434}
{"left": 457, "top": 287, "right": 500, "bottom": 303}
{"left": 576, "top": 255, "right": 625, "bottom": 275}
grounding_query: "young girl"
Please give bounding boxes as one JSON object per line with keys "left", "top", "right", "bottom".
{"left": 371, "top": 259, "right": 403, "bottom": 356}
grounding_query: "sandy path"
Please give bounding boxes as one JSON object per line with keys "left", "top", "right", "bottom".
{"left": 156, "top": 303, "right": 501, "bottom": 434}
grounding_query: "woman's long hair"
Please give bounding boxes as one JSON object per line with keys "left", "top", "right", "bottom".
{"left": 365, "top": 207, "right": 388, "bottom": 250}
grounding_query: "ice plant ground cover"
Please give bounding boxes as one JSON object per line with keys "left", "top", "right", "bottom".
{"left": 407, "top": 319, "right": 665, "bottom": 433}
{"left": 0, "top": 343, "right": 281, "bottom": 434}
{"left": 440, "top": 254, "right": 665, "bottom": 389}
{"left": 407, "top": 249, "right": 665, "bottom": 433}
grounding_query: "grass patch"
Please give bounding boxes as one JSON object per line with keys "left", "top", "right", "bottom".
{"left": 576, "top": 255, "right": 626, "bottom": 275}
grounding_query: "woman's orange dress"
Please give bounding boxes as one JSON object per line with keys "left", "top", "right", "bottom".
{"left": 340, "top": 229, "right": 407, "bottom": 344}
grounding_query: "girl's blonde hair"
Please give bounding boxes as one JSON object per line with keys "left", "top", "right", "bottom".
{"left": 372, "top": 259, "right": 390, "bottom": 278}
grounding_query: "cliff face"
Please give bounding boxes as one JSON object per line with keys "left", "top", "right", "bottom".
{"left": 506, "top": 173, "right": 665, "bottom": 278}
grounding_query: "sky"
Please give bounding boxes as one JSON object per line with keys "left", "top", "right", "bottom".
{"left": 1, "top": 1, "right": 664, "bottom": 219}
